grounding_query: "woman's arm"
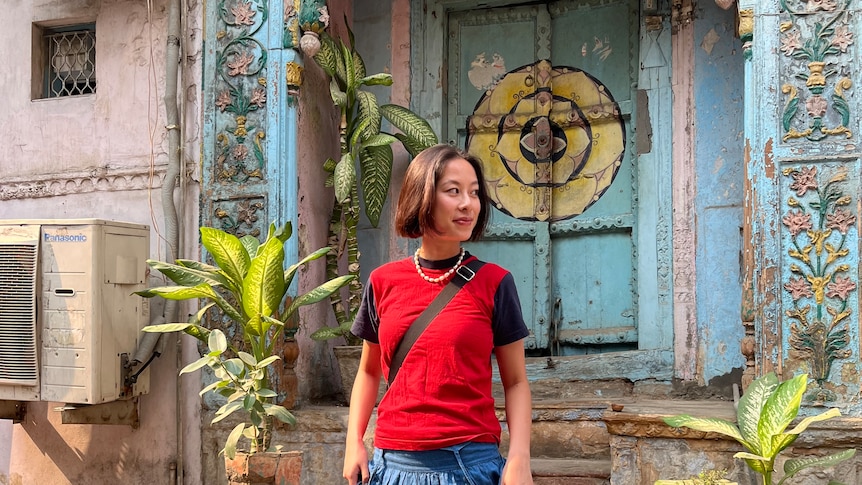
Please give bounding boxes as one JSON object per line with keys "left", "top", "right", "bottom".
{"left": 495, "top": 340, "right": 534, "bottom": 485}
{"left": 343, "top": 341, "right": 383, "bottom": 485}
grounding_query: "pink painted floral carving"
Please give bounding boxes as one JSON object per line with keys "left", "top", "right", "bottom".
{"left": 228, "top": 52, "right": 255, "bottom": 76}
{"left": 827, "top": 208, "right": 855, "bottom": 234}
{"left": 805, "top": 96, "right": 828, "bottom": 117}
{"left": 250, "top": 88, "right": 266, "bottom": 108}
{"left": 232, "top": 2, "right": 256, "bottom": 26}
{"left": 216, "top": 91, "right": 232, "bottom": 111}
{"left": 789, "top": 166, "right": 817, "bottom": 195}
{"left": 785, "top": 277, "right": 813, "bottom": 300}
{"left": 782, "top": 209, "right": 812, "bottom": 236}
{"left": 826, "top": 276, "right": 856, "bottom": 300}
{"left": 831, "top": 26, "right": 853, "bottom": 52}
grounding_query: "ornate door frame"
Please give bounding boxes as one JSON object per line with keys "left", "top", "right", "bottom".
{"left": 410, "top": 0, "right": 678, "bottom": 381}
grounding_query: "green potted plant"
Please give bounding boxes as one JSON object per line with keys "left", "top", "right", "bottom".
{"left": 136, "top": 222, "right": 354, "bottom": 484}
{"left": 307, "top": 27, "right": 437, "bottom": 402}
{"left": 662, "top": 372, "right": 856, "bottom": 485}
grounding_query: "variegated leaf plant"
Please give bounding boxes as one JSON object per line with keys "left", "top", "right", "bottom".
{"left": 663, "top": 372, "right": 855, "bottom": 485}
{"left": 136, "top": 222, "right": 354, "bottom": 458}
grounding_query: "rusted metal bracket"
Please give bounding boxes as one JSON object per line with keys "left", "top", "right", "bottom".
{"left": 0, "top": 400, "right": 26, "bottom": 422}
{"left": 58, "top": 398, "right": 140, "bottom": 429}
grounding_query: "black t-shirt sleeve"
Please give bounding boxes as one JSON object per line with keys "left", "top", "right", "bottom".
{"left": 491, "top": 272, "right": 530, "bottom": 347}
{"left": 350, "top": 281, "right": 380, "bottom": 343}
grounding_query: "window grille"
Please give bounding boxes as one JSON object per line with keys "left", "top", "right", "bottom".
{"left": 44, "top": 25, "right": 96, "bottom": 98}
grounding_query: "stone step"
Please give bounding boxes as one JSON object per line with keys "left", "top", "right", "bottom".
{"left": 532, "top": 458, "right": 611, "bottom": 485}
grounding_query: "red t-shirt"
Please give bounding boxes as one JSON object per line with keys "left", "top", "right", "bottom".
{"left": 351, "top": 253, "right": 529, "bottom": 450}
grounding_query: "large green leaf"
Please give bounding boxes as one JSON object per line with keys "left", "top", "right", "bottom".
{"left": 734, "top": 453, "right": 771, "bottom": 475}
{"left": 239, "top": 234, "right": 261, "bottom": 258}
{"left": 310, "top": 325, "right": 348, "bottom": 341}
{"left": 284, "top": 274, "right": 355, "bottom": 319}
{"left": 352, "top": 48, "right": 366, "bottom": 85}
{"left": 360, "top": 73, "right": 393, "bottom": 87}
{"left": 738, "top": 372, "right": 779, "bottom": 453}
{"left": 356, "top": 90, "right": 381, "bottom": 139}
{"left": 200, "top": 227, "right": 250, "bottom": 291}
{"left": 334, "top": 152, "right": 356, "bottom": 204}
{"left": 662, "top": 415, "right": 745, "bottom": 444}
{"left": 759, "top": 373, "right": 806, "bottom": 457}
{"left": 147, "top": 259, "right": 228, "bottom": 288}
{"left": 242, "top": 234, "right": 286, "bottom": 319}
{"left": 334, "top": 38, "right": 347, "bottom": 89}
{"left": 136, "top": 284, "right": 216, "bottom": 301}
{"left": 209, "top": 329, "right": 228, "bottom": 353}
{"left": 264, "top": 403, "right": 296, "bottom": 425}
{"left": 394, "top": 132, "right": 428, "bottom": 158}
{"left": 341, "top": 41, "right": 357, "bottom": 93}
{"left": 312, "top": 34, "right": 338, "bottom": 77}
{"left": 784, "top": 407, "right": 841, "bottom": 436}
{"left": 360, "top": 144, "right": 394, "bottom": 227}
{"left": 176, "top": 259, "right": 220, "bottom": 272}
{"left": 180, "top": 355, "right": 211, "bottom": 375}
{"left": 285, "top": 247, "right": 331, "bottom": 288}
{"left": 779, "top": 449, "right": 856, "bottom": 485}
{"left": 330, "top": 77, "right": 347, "bottom": 108}
{"left": 143, "top": 322, "right": 194, "bottom": 333}
{"left": 223, "top": 423, "right": 246, "bottom": 459}
{"left": 136, "top": 284, "right": 244, "bottom": 324}
{"left": 380, "top": 104, "right": 438, "bottom": 148}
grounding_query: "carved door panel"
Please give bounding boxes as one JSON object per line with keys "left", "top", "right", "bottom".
{"left": 452, "top": 0, "right": 639, "bottom": 354}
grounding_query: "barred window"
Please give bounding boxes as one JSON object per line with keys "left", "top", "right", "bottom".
{"left": 43, "top": 24, "right": 96, "bottom": 98}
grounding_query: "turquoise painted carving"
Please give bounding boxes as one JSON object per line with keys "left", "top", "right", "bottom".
{"left": 778, "top": 0, "right": 853, "bottom": 142}
{"left": 284, "top": 0, "right": 329, "bottom": 56}
{"left": 209, "top": 0, "right": 271, "bottom": 239}
{"left": 782, "top": 166, "right": 855, "bottom": 402}
{"left": 214, "top": 0, "right": 268, "bottom": 186}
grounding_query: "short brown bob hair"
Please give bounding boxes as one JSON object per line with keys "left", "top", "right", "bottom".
{"left": 394, "top": 144, "right": 489, "bottom": 241}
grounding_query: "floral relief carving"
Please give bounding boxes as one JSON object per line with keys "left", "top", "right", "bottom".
{"left": 214, "top": 198, "right": 266, "bottom": 238}
{"left": 778, "top": 0, "right": 853, "bottom": 142}
{"left": 782, "top": 165, "right": 855, "bottom": 403}
{"left": 214, "top": 0, "right": 269, "bottom": 184}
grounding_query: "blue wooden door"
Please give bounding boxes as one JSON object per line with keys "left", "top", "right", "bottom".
{"left": 451, "top": 1, "right": 639, "bottom": 355}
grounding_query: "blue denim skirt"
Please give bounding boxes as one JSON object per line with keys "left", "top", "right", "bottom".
{"left": 367, "top": 442, "right": 504, "bottom": 485}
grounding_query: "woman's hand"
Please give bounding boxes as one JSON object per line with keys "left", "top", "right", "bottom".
{"left": 343, "top": 440, "right": 370, "bottom": 485}
{"left": 501, "top": 454, "right": 533, "bottom": 485}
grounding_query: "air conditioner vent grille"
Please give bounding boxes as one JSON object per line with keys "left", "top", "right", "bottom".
{"left": 0, "top": 243, "right": 38, "bottom": 382}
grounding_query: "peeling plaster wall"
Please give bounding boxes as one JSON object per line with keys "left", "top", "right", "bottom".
{"left": 0, "top": 0, "right": 203, "bottom": 483}
{"left": 693, "top": 1, "right": 747, "bottom": 388}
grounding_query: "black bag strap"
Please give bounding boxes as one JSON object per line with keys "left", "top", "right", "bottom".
{"left": 387, "top": 258, "right": 485, "bottom": 386}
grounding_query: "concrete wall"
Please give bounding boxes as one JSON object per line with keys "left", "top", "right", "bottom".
{"left": 0, "top": 0, "right": 203, "bottom": 483}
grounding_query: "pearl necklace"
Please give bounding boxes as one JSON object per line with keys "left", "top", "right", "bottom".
{"left": 414, "top": 247, "right": 465, "bottom": 283}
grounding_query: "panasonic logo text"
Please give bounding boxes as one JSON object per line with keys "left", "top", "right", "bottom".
{"left": 44, "top": 233, "right": 87, "bottom": 242}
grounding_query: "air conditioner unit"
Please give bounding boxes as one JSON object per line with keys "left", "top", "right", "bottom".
{"left": 0, "top": 219, "right": 150, "bottom": 405}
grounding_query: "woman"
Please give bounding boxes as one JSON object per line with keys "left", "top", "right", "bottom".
{"left": 343, "top": 144, "right": 534, "bottom": 485}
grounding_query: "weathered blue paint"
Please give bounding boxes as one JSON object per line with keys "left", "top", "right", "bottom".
{"left": 200, "top": 0, "right": 302, "bottom": 411}
{"left": 744, "top": 0, "right": 862, "bottom": 412}
{"left": 693, "top": 1, "right": 746, "bottom": 384}
{"left": 410, "top": 0, "right": 676, "bottom": 381}
{"left": 266, "top": 0, "right": 301, "bottom": 286}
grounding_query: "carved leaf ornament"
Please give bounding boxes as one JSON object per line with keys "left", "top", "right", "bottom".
{"left": 465, "top": 60, "right": 625, "bottom": 222}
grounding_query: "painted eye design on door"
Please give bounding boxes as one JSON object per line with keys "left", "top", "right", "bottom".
{"left": 466, "top": 59, "right": 626, "bottom": 222}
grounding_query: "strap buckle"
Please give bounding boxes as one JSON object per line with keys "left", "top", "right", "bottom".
{"left": 456, "top": 264, "right": 476, "bottom": 282}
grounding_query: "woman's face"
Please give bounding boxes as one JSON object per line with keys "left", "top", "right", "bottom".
{"left": 429, "top": 157, "right": 481, "bottom": 243}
